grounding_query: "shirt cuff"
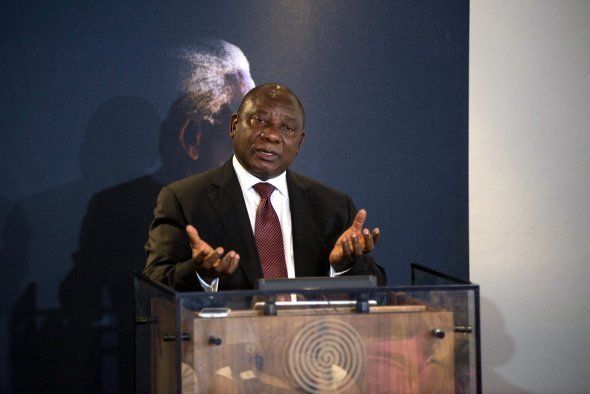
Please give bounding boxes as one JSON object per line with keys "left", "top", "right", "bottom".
{"left": 330, "top": 265, "right": 352, "bottom": 277}
{"left": 196, "top": 272, "right": 219, "bottom": 292}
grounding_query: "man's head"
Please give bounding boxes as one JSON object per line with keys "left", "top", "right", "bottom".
{"left": 230, "top": 84, "right": 305, "bottom": 180}
{"left": 159, "top": 39, "right": 255, "bottom": 177}
{"left": 177, "top": 39, "right": 255, "bottom": 118}
{"left": 159, "top": 93, "right": 231, "bottom": 172}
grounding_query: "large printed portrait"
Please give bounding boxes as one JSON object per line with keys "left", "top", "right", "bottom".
{"left": 1, "top": 2, "right": 468, "bottom": 392}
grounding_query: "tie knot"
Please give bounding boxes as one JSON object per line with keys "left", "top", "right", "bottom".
{"left": 253, "top": 182, "right": 275, "bottom": 199}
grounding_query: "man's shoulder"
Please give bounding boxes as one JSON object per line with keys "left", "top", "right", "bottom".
{"left": 166, "top": 162, "right": 232, "bottom": 196}
{"left": 287, "top": 170, "right": 349, "bottom": 200}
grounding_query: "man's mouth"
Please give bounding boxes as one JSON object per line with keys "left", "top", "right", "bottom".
{"left": 254, "top": 147, "right": 279, "bottom": 160}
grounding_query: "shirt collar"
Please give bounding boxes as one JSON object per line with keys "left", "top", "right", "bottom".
{"left": 232, "top": 155, "right": 288, "bottom": 197}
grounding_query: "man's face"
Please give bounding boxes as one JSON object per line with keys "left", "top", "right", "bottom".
{"left": 174, "top": 104, "right": 234, "bottom": 172}
{"left": 230, "top": 86, "right": 305, "bottom": 180}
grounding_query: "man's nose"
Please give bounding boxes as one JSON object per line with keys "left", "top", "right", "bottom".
{"left": 260, "top": 124, "right": 280, "bottom": 142}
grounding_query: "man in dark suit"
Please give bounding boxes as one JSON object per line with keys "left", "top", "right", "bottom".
{"left": 145, "top": 84, "right": 385, "bottom": 290}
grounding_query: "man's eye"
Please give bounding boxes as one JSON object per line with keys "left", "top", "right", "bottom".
{"left": 252, "top": 116, "right": 265, "bottom": 125}
{"left": 283, "top": 125, "right": 295, "bottom": 133}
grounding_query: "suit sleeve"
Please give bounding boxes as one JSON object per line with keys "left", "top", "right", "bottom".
{"left": 144, "top": 186, "right": 201, "bottom": 291}
{"left": 335, "top": 196, "right": 387, "bottom": 286}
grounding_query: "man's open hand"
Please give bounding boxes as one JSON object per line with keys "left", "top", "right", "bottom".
{"left": 186, "top": 225, "right": 240, "bottom": 279}
{"left": 329, "top": 209, "right": 380, "bottom": 267}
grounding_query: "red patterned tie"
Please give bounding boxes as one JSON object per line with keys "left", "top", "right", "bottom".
{"left": 253, "top": 182, "right": 288, "bottom": 279}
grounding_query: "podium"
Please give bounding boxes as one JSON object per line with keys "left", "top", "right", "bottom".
{"left": 135, "top": 272, "right": 480, "bottom": 393}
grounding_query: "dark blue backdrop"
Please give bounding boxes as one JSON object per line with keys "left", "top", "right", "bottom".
{"left": 0, "top": 1, "right": 468, "bottom": 392}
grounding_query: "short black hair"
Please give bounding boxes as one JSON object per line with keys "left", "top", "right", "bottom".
{"left": 237, "top": 83, "right": 305, "bottom": 129}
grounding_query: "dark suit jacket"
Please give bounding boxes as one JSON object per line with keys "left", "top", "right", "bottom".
{"left": 144, "top": 160, "right": 385, "bottom": 291}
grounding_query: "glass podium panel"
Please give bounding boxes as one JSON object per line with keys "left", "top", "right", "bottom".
{"left": 135, "top": 274, "right": 480, "bottom": 393}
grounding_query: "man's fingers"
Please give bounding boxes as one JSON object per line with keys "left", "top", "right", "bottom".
{"left": 227, "top": 253, "right": 240, "bottom": 275}
{"left": 192, "top": 248, "right": 208, "bottom": 262}
{"left": 372, "top": 228, "right": 380, "bottom": 246}
{"left": 211, "top": 247, "right": 225, "bottom": 267}
{"left": 362, "top": 228, "right": 374, "bottom": 251}
{"left": 188, "top": 226, "right": 239, "bottom": 277}
{"left": 201, "top": 247, "right": 223, "bottom": 269}
{"left": 341, "top": 237, "right": 353, "bottom": 258}
{"left": 331, "top": 214, "right": 379, "bottom": 265}
{"left": 351, "top": 234, "right": 363, "bottom": 256}
{"left": 217, "top": 251, "right": 240, "bottom": 274}
{"left": 351, "top": 209, "right": 367, "bottom": 231}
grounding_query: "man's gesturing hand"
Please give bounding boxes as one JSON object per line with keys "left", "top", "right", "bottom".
{"left": 329, "top": 209, "right": 380, "bottom": 267}
{"left": 186, "top": 225, "right": 240, "bottom": 279}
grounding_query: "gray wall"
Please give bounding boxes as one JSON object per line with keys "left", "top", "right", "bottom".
{"left": 470, "top": 1, "right": 590, "bottom": 392}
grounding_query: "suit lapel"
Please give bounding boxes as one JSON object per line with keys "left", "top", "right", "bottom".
{"left": 207, "top": 161, "right": 262, "bottom": 287}
{"left": 287, "top": 171, "right": 323, "bottom": 277}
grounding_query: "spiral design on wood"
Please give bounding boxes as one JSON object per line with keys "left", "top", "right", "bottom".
{"left": 287, "top": 319, "right": 364, "bottom": 392}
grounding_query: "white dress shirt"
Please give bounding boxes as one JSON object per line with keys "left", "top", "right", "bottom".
{"left": 232, "top": 155, "right": 296, "bottom": 278}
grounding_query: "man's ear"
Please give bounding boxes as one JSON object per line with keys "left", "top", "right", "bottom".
{"left": 229, "top": 113, "right": 239, "bottom": 138}
{"left": 296, "top": 131, "right": 306, "bottom": 153}
{"left": 179, "top": 118, "right": 202, "bottom": 161}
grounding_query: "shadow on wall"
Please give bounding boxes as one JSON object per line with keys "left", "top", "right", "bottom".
{"left": 8, "top": 96, "right": 161, "bottom": 393}
{"left": 0, "top": 197, "right": 27, "bottom": 391}
{"left": 9, "top": 39, "right": 254, "bottom": 393}
{"left": 480, "top": 297, "right": 530, "bottom": 394}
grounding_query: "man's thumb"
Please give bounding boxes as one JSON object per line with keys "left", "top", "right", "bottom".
{"left": 186, "top": 225, "right": 201, "bottom": 247}
{"left": 352, "top": 209, "right": 367, "bottom": 230}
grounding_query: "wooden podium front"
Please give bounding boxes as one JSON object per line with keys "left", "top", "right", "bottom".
{"left": 151, "top": 300, "right": 456, "bottom": 393}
